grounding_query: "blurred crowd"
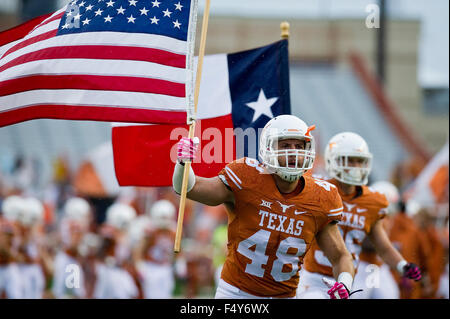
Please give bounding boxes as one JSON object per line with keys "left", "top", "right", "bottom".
{"left": 0, "top": 154, "right": 228, "bottom": 299}
{"left": 0, "top": 152, "right": 448, "bottom": 299}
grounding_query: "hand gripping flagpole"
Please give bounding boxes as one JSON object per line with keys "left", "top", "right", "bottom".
{"left": 174, "top": 0, "right": 211, "bottom": 253}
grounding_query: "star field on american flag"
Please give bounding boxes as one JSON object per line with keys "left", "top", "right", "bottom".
{"left": 59, "top": 0, "right": 191, "bottom": 41}
{"left": 0, "top": 0, "right": 197, "bottom": 127}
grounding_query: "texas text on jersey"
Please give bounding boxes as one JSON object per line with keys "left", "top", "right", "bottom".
{"left": 303, "top": 177, "right": 389, "bottom": 276}
{"left": 218, "top": 158, "right": 344, "bottom": 298}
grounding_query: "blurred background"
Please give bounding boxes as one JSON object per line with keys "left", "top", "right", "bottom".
{"left": 0, "top": 0, "right": 448, "bottom": 299}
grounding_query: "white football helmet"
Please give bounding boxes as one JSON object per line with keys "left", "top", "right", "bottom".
{"left": 258, "top": 115, "right": 316, "bottom": 182}
{"left": 22, "top": 197, "right": 44, "bottom": 226}
{"left": 149, "top": 200, "right": 176, "bottom": 229}
{"left": 371, "top": 181, "right": 400, "bottom": 215}
{"left": 64, "top": 197, "right": 90, "bottom": 222}
{"left": 1, "top": 195, "right": 26, "bottom": 221}
{"left": 105, "top": 203, "right": 136, "bottom": 230}
{"left": 324, "top": 132, "right": 373, "bottom": 186}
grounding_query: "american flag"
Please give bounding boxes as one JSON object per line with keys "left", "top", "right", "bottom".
{"left": 0, "top": 0, "right": 198, "bottom": 127}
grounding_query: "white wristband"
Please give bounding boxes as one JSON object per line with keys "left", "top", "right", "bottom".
{"left": 396, "top": 260, "right": 408, "bottom": 275}
{"left": 172, "top": 161, "right": 196, "bottom": 194}
{"left": 338, "top": 272, "right": 353, "bottom": 291}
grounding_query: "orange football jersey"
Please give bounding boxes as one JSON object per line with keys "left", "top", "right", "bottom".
{"left": 384, "top": 213, "right": 429, "bottom": 299}
{"left": 218, "top": 158, "right": 343, "bottom": 298}
{"left": 303, "top": 178, "right": 388, "bottom": 277}
{"left": 384, "top": 213, "right": 429, "bottom": 272}
{"left": 420, "top": 226, "right": 444, "bottom": 298}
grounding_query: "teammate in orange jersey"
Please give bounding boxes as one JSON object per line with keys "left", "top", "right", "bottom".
{"left": 351, "top": 181, "right": 402, "bottom": 299}
{"left": 371, "top": 183, "right": 429, "bottom": 299}
{"left": 173, "top": 115, "right": 355, "bottom": 299}
{"left": 298, "top": 132, "right": 422, "bottom": 299}
{"left": 413, "top": 207, "right": 446, "bottom": 298}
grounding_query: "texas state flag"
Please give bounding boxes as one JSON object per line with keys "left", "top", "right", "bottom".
{"left": 112, "top": 39, "right": 291, "bottom": 187}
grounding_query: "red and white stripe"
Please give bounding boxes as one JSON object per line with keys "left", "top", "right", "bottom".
{"left": 0, "top": 5, "right": 192, "bottom": 127}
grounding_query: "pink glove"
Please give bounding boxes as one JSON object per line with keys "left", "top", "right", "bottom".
{"left": 177, "top": 137, "right": 199, "bottom": 163}
{"left": 403, "top": 263, "right": 422, "bottom": 281}
{"left": 327, "top": 282, "right": 350, "bottom": 299}
{"left": 323, "top": 278, "right": 350, "bottom": 299}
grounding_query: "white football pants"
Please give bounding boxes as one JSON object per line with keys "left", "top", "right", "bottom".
{"left": 215, "top": 278, "right": 295, "bottom": 299}
{"left": 296, "top": 269, "right": 332, "bottom": 299}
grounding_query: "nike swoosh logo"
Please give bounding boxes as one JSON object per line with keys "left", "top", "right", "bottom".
{"left": 356, "top": 208, "right": 367, "bottom": 213}
{"left": 294, "top": 211, "right": 307, "bottom": 215}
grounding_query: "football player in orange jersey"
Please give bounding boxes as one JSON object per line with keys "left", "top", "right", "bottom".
{"left": 297, "top": 132, "right": 422, "bottom": 299}
{"left": 351, "top": 181, "right": 401, "bottom": 299}
{"left": 413, "top": 207, "right": 446, "bottom": 298}
{"left": 173, "top": 115, "right": 356, "bottom": 299}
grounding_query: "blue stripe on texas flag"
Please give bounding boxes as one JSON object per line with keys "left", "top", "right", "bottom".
{"left": 228, "top": 39, "right": 291, "bottom": 158}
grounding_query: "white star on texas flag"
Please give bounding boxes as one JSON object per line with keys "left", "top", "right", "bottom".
{"left": 245, "top": 89, "right": 278, "bottom": 123}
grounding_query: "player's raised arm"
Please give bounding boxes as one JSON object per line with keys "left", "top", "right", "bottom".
{"left": 172, "top": 137, "right": 234, "bottom": 207}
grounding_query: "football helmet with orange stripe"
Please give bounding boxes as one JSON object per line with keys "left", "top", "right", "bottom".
{"left": 325, "top": 132, "right": 372, "bottom": 186}
{"left": 259, "top": 115, "right": 316, "bottom": 182}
